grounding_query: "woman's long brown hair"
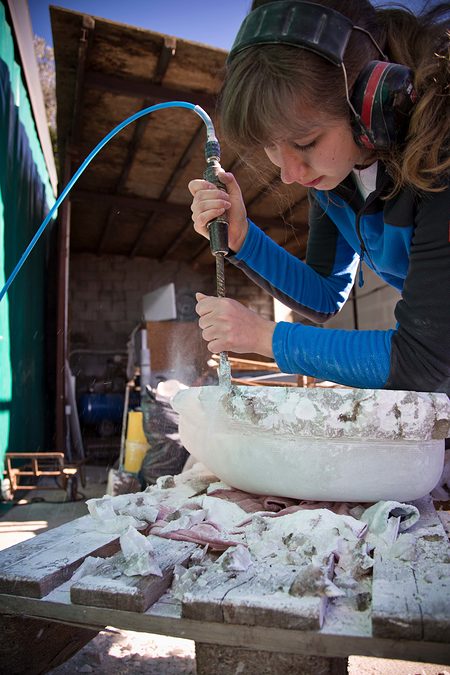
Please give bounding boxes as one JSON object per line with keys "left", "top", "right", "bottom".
{"left": 220, "top": 0, "right": 449, "bottom": 194}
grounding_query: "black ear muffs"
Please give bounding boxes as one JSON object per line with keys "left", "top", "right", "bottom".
{"left": 350, "top": 60, "right": 417, "bottom": 150}
{"left": 228, "top": 1, "right": 418, "bottom": 152}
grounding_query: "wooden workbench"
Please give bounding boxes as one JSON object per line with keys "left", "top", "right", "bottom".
{"left": 0, "top": 490, "right": 449, "bottom": 675}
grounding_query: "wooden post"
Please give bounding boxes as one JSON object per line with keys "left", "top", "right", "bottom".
{"left": 196, "top": 644, "right": 348, "bottom": 675}
{"left": 55, "top": 158, "right": 71, "bottom": 453}
{"left": 55, "top": 15, "right": 94, "bottom": 454}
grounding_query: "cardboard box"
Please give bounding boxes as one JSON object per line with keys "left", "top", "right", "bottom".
{"left": 146, "top": 321, "right": 210, "bottom": 375}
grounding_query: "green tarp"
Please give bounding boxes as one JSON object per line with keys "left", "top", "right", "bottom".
{"left": 0, "top": 2, "right": 56, "bottom": 478}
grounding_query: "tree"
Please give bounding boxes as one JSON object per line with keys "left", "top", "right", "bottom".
{"left": 33, "top": 35, "right": 57, "bottom": 162}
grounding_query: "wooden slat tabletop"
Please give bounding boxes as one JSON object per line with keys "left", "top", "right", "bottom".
{"left": 0, "top": 488, "right": 449, "bottom": 664}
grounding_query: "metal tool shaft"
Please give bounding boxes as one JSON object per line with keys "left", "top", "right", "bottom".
{"left": 214, "top": 253, "right": 231, "bottom": 386}
{"left": 203, "top": 141, "right": 231, "bottom": 387}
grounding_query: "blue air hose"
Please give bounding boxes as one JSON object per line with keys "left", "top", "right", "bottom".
{"left": 0, "top": 101, "right": 217, "bottom": 303}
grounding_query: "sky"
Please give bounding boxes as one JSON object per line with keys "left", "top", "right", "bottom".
{"left": 29, "top": 0, "right": 250, "bottom": 49}
{"left": 29, "top": 0, "right": 437, "bottom": 50}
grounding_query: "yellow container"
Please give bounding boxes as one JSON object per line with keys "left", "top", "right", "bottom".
{"left": 123, "top": 411, "right": 149, "bottom": 473}
{"left": 123, "top": 440, "right": 148, "bottom": 473}
{"left": 126, "top": 411, "right": 147, "bottom": 443}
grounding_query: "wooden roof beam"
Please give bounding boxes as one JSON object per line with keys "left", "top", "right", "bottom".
{"left": 129, "top": 212, "right": 159, "bottom": 258}
{"left": 133, "top": 122, "right": 205, "bottom": 258}
{"left": 70, "top": 15, "right": 95, "bottom": 152}
{"left": 160, "top": 215, "right": 195, "bottom": 260}
{"left": 84, "top": 71, "right": 217, "bottom": 112}
{"left": 153, "top": 37, "right": 177, "bottom": 84}
{"left": 71, "top": 189, "right": 290, "bottom": 230}
{"left": 72, "top": 189, "right": 188, "bottom": 215}
{"left": 97, "top": 37, "right": 177, "bottom": 255}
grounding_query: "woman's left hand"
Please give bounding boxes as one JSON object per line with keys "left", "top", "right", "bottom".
{"left": 196, "top": 293, "right": 275, "bottom": 357}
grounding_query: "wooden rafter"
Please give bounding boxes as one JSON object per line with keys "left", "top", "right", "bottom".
{"left": 97, "top": 37, "right": 177, "bottom": 255}
{"left": 72, "top": 190, "right": 192, "bottom": 215}
{"left": 71, "top": 189, "right": 292, "bottom": 233}
{"left": 136, "top": 122, "right": 205, "bottom": 258}
{"left": 129, "top": 116, "right": 204, "bottom": 257}
{"left": 84, "top": 71, "right": 217, "bottom": 112}
{"left": 70, "top": 16, "right": 95, "bottom": 151}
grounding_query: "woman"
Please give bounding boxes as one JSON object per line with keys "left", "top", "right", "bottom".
{"left": 189, "top": 0, "right": 449, "bottom": 392}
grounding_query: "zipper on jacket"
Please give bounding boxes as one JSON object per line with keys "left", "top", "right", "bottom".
{"left": 333, "top": 163, "right": 390, "bottom": 289}
{"left": 355, "top": 190, "right": 380, "bottom": 287}
{"left": 358, "top": 249, "right": 365, "bottom": 287}
{"left": 355, "top": 211, "right": 369, "bottom": 287}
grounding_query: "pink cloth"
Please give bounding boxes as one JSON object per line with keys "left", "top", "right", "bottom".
{"left": 149, "top": 487, "right": 372, "bottom": 551}
{"left": 207, "top": 487, "right": 298, "bottom": 513}
{"left": 208, "top": 488, "right": 368, "bottom": 520}
{"left": 149, "top": 519, "right": 241, "bottom": 551}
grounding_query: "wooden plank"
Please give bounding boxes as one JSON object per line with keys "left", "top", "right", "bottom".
{"left": 223, "top": 579, "right": 327, "bottom": 630}
{"left": 2, "top": 592, "right": 450, "bottom": 664}
{"left": 182, "top": 567, "right": 257, "bottom": 623}
{"left": 410, "top": 497, "right": 450, "bottom": 642}
{"left": 71, "top": 537, "right": 197, "bottom": 612}
{"left": 182, "top": 560, "right": 331, "bottom": 630}
{"left": 372, "top": 496, "right": 450, "bottom": 642}
{"left": 372, "top": 557, "right": 422, "bottom": 640}
{"left": 0, "top": 521, "right": 120, "bottom": 598}
{"left": 84, "top": 71, "right": 217, "bottom": 111}
{"left": 0, "top": 516, "right": 91, "bottom": 569}
{"left": 146, "top": 320, "right": 209, "bottom": 373}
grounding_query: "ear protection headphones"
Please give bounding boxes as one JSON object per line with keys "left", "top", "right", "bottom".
{"left": 227, "top": 1, "right": 417, "bottom": 150}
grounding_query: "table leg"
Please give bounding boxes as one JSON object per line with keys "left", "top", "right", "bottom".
{"left": 0, "top": 615, "right": 98, "bottom": 675}
{"left": 195, "top": 643, "right": 348, "bottom": 675}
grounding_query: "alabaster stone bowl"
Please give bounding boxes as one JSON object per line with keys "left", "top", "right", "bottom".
{"left": 171, "top": 385, "right": 449, "bottom": 502}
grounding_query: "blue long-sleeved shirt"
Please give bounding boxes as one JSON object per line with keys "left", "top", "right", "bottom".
{"left": 229, "top": 165, "right": 450, "bottom": 392}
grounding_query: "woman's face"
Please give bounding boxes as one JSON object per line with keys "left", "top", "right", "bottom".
{"left": 264, "top": 119, "right": 372, "bottom": 190}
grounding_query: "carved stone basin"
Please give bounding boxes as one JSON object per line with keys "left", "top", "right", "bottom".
{"left": 172, "top": 385, "right": 449, "bottom": 502}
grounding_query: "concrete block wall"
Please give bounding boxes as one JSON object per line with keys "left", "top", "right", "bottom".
{"left": 69, "top": 253, "right": 216, "bottom": 351}
{"left": 69, "top": 252, "right": 397, "bottom": 391}
{"left": 68, "top": 253, "right": 273, "bottom": 391}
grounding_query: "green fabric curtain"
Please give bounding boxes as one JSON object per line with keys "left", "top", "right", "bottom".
{"left": 0, "top": 2, "right": 56, "bottom": 477}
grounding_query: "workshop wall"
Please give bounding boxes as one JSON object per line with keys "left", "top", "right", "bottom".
{"left": 266, "top": 264, "right": 398, "bottom": 332}
{"left": 69, "top": 253, "right": 273, "bottom": 390}
{"left": 324, "top": 265, "right": 399, "bottom": 331}
{"left": 69, "top": 251, "right": 397, "bottom": 391}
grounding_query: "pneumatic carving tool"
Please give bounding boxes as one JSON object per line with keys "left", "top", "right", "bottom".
{"left": 203, "top": 139, "right": 231, "bottom": 387}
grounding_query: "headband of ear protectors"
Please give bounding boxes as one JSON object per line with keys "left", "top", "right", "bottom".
{"left": 227, "top": 0, "right": 417, "bottom": 150}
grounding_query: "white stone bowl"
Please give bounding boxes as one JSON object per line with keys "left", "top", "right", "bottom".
{"left": 172, "top": 385, "right": 449, "bottom": 502}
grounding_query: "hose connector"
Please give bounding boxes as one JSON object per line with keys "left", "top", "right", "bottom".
{"left": 203, "top": 144, "right": 229, "bottom": 257}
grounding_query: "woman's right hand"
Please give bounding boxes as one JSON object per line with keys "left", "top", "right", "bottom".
{"left": 188, "top": 170, "right": 249, "bottom": 253}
